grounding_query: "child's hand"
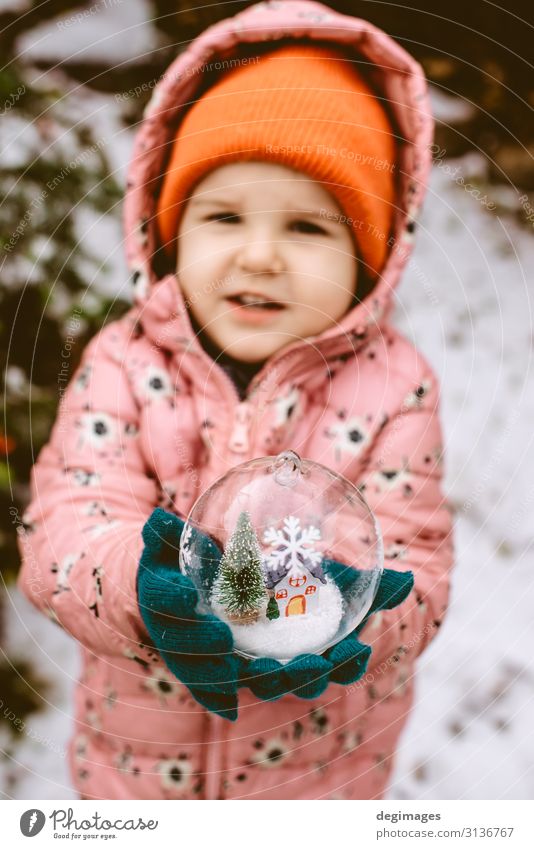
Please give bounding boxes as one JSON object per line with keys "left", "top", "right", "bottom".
{"left": 237, "top": 562, "right": 414, "bottom": 701}
{"left": 323, "top": 559, "right": 414, "bottom": 682}
{"left": 137, "top": 509, "right": 414, "bottom": 721}
{"left": 137, "top": 508, "right": 240, "bottom": 719}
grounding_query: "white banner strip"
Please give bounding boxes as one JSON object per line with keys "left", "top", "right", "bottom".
{"left": 3, "top": 799, "right": 533, "bottom": 847}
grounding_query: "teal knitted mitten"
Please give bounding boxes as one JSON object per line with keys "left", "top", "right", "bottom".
{"left": 137, "top": 509, "right": 240, "bottom": 719}
{"left": 137, "top": 508, "right": 414, "bottom": 720}
{"left": 325, "top": 558, "right": 414, "bottom": 685}
{"left": 236, "top": 560, "right": 414, "bottom": 701}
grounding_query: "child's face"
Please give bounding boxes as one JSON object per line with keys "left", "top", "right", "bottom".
{"left": 176, "top": 162, "right": 357, "bottom": 363}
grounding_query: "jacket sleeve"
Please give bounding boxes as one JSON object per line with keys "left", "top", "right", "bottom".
{"left": 16, "top": 321, "right": 159, "bottom": 661}
{"left": 355, "top": 367, "right": 454, "bottom": 669}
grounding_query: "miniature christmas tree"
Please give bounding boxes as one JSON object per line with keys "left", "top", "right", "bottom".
{"left": 266, "top": 595, "right": 280, "bottom": 621}
{"left": 215, "top": 511, "right": 267, "bottom": 623}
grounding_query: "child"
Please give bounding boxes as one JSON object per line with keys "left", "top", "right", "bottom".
{"left": 17, "top": 0, "right": 454, "bottom": 800}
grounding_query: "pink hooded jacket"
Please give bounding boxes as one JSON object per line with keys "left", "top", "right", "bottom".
{"left": 17, "top": 0, "right": 454, "bottom": 800}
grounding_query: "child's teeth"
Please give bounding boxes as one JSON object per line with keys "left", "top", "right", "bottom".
{"left": 229, "top": 293, "right": 283, "bottom": 310}
{"left": 238, "top": 295, "right": 281, "bottom": 308}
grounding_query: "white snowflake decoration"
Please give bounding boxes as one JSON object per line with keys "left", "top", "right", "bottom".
{"left": 262, "top": 515, "right": 322, "bottom": 577}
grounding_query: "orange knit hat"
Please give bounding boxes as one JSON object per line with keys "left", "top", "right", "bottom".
{"left": 157, "top": 43, "right": 397, "bottom": 279}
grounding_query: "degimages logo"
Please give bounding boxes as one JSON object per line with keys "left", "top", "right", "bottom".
{"left": 20, "top": 809, "right": 46, "bottom": 836}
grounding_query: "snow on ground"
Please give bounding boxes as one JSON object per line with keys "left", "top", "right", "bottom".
{"left": 385, "top": 154, "right": 534, "bottom": 799}
{"left": 15, "top": 0, "right": 158, "bottom": 66}
{"left": 0, "top": 0, "right": 29, "bottom": 10}
{"left": 2, "top": 77, "right": 533, "bottom": 797}
{"left": 68, "top": 84, "right": 134, "bottom": 301}
{"left": 0, "top": 589, "right": 80, "bottom": 799}
{"left": 10, "top": 0, "right": 159, "bottom": 308}
{"left": 429, "top": 87, "right": 477, "bottom": 124}
{"left": 2, "top": 66, "right": 136, "bottom": 300}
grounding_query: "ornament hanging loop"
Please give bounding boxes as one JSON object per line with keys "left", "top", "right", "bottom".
{"left": 272, "top": 449, "right": 302, "bottom": 487}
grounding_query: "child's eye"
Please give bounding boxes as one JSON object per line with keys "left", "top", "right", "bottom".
{"left": 289, "top": 219, "right": 329, "bottom": 235}
{"left": 204, "top": 212, "right": 241, "bottom": 224}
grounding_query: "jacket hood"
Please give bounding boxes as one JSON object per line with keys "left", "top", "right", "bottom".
{"left": 124, "top": 0, "right": 433, "bottom": 381}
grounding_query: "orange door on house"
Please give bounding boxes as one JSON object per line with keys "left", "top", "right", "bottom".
{"left": 286, "top": 595, "right": 306, "bottom": 616}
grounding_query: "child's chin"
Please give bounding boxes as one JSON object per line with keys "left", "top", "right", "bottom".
{"left": 226, "top": 337, "right": 284, "bottom": 364}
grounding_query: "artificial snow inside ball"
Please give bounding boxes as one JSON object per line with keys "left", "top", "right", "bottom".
{"left": 179, "top": 450, "right": 383, "bottom": 663}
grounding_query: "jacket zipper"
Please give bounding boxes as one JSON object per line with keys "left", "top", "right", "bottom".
{"left": 227, "top": 400, "right": 254, "bottom": 454}
{"left": 207, "top": 353, "right": 306, "bottom": 794}
{"left": 204, "top": 714, "right": 226, "bottom": 800}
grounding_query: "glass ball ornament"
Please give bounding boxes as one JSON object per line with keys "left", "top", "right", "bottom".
{"left": 179, "top": 450, "right": 383, "bottom": 663}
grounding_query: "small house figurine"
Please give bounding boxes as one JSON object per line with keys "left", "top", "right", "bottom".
{"left": 265, "top": 560, "right": 327, "bottom": 616}
{"left": 262, "top": 515, "right": 327, "bottom": 617}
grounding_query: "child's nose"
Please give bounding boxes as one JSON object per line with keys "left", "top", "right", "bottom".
{"left": 235, "top": 233, "right": 284, "bottom": 274}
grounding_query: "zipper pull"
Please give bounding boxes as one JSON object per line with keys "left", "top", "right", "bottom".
{"left": 228, "top": 401, "right": 253, "bottom": 454}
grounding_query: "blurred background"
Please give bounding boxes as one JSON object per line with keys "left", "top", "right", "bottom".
{"left": 1, "top": 0, "right": 533, "bottom": 799}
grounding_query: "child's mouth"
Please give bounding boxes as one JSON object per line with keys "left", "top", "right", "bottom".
{"left": 226, "top": 294, "right": 286, "bottom": 312}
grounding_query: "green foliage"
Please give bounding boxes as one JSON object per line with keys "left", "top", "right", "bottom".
{"left": 0, "top": 658, "right": 50, "bottom": 737}
{"left": 216, "top": 512, "right": 266, "bottom": 617}
{"left": 0, "top": 16, "right": 135, "bottom": 765}
{"left": 0, "top": 60, "right": 129, "bottom": 585}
